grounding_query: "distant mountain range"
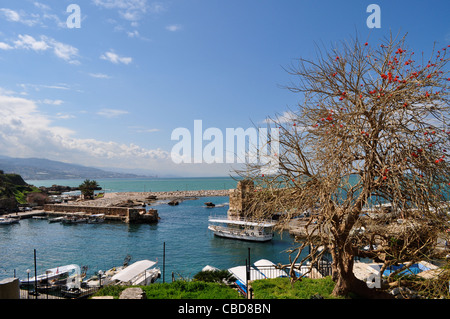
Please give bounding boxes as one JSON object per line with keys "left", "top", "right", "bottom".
{"left": 0, "top": 155, "right": 149, "bottom": 180}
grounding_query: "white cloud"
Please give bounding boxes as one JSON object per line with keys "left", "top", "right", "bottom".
{"left": 42, "top": 13, "right": 67, "bottom": 29}
{"left": 44, "top": 36, "right": 80, "bottom": 64}
{"left": 127, "top": 30, "right": 140, "bottom": 37}
{"left": 55, "top": 112, "right": 75, "bottom": 119}
{"left": 166, "top": 24, "right": 182, "bottom": 32}
{"left": 0, "top": 42, "right": 13, "bottom": 50}
{"left": 0, "top": 8, "right": 39, "bottom": 26}
{"left": 93, "top": 0, "right": 154, "bottom": 21}
{"left": 33, "top": 2, "right": 51, "bottom": 11}
{"left": 129, "top": 126, "right": 160, "bottom": 133}
{"left": 148, "top": 2, "right": 166, "bottom": 14}
{"left": 0, "top": 5, "right": 69, "bottom": 29}
{"left": 0, "top": 94, "right": 171, "bottom": 171}
{"left": 97, "top": 108, "right": 129, "bottom": 118}
{"left": 8, "top": 34, "right": 80, "bottom": 64}
{"left": 0, "top": 8, "right": 20, "bottom": 22}
{"left": 263, "top": 111, "right": 297, "bottom": 124}
{"left": 0, "top": 87, "right": 18, "bottom": 96}
{"left": 20, "top": 83, "right": 73, "bottom": 92}
{"left": 89, "top": 73, "right": 111, "bottom": 79}
{"left": 100, "top": 50, "right": 132, "bottom": 65}
{"left": 38, "top": 99, "right": 64, "bottom": 106}
{"left": 14, "top": 34, "right": 49, "bottom": 51}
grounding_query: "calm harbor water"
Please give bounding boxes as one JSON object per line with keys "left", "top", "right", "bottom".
{"left": 25, "top": 176, "right": 242, "bottom": 193}
{"left": 0, "top": 177, "right": 300, "bottom": 282}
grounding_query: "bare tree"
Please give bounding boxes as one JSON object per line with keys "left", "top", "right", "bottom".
{"left": 237, "top": 33, "right": 450, "bottom": 298}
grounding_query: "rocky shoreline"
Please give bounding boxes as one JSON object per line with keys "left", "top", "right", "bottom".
{"left": 67, "top": 189, "right": 230, "bottom": 207}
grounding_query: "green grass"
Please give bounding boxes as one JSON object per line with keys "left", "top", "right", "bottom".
{"left": 251, "top": 277, "right": 343, "bottom": 299}
{"left": 92, "top": 277, "right": 343, "bottom": 299}
{"left": 93, "top": 281, "right": 242, "bottom": 299}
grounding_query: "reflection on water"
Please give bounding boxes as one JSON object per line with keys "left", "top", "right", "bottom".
{"left": 0, "top": 196, "right": 300, "bottom": 282}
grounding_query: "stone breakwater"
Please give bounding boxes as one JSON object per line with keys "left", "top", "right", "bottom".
{"left": 59, "top": 189, "right": 229, "bottom": 208}
{"left": 43, "top": 189, "right": 229, "bottom": 224}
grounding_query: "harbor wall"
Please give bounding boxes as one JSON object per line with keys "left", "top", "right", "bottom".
{"left": 43, "top": 204, "right": 158, "bottom": 223}
{"left": 44, "top": 204, "right": 131, "bottom": 216}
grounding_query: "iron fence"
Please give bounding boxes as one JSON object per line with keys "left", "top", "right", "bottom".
{"left": 19, "top": 285, "right": 100, "bottom": 299}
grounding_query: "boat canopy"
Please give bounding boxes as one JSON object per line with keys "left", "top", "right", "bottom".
{"left": 209, "top": 217, "right": 275, "bottom": 228}
{"left": 253, "top": 259, "right": 287, "bottom": 278}
{"left": 228, "top": 266, "right": 266, "bottom": 283}
{"left": 46, "top": 264, "right": 80, "bottom": 275}
{"left": 23, "top": 264, "right": 80, "bottom": 283}
{"left": 111, "top": 260, "right": 157, "bottom": 283}
{"left": 202, "top": 265, "right": 219, "bottom": 272}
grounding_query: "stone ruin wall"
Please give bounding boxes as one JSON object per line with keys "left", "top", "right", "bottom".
{"left": 227, "top": 180, "right": 254, "bottom": 219}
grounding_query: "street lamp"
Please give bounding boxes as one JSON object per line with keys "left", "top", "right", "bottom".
{"left": 26, "top": 269, "right": 30, "bottom": 299}
{"left": 98, "top": 270, "right": 103, "bottom": 288}
{"left": 46, "top": 270, "right": 51, "bottom": 299}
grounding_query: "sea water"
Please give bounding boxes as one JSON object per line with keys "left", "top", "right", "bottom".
{"left": 0, "top": 178, "right": 301, "bottom": 282}
{"left": 25, "top": 176, "right": 241, "bottom": 193}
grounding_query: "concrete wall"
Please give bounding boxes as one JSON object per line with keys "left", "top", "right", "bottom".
{"left": 0, "top": 277, "right": 20, "bottom": 299}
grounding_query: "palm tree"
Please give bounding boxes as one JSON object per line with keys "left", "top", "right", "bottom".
{"left": 78, "top": 179, "right": 100, "bottom": 200}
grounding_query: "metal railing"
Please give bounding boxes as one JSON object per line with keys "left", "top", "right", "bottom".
{"left": 20, "top": 285, "right": 100, "bottom": 299}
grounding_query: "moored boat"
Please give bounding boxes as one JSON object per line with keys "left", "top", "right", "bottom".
{"left": 48, "top": 216, "right": 64, "bottom": 223}
{"left": 32, "top": 215, "right": 47, "bottom": 220}
{"left": 0, "top": 217, "right": 20, "bottom": 225}
{"left": 208, "top": 216, "right": 275, "bottom": 242}
{"left": 20, "top": 264, "right": 83, "bottom": 290}
{"left": 87, "top": 213, "right": 105, "bottom": 224}
{"left": 110, "top": 259, "right": 161, "bottom": 286}
{"left": 61, "top": 212, "right": 88, "bottom": 224}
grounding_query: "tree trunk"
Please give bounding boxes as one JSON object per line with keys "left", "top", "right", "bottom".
{"left": 331, "top": 242, "right": 393, "bottom": 298}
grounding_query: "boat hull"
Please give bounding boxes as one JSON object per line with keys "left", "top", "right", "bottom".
{"left": 208, "top": 225, "right": 273, "bottom": 242}
{"left": 0, "top": 218, "right": 20, "bottom": 225}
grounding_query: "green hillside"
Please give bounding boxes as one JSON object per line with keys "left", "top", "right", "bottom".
{"left": 0, "top": 170, "right": 40, "bottom": 208}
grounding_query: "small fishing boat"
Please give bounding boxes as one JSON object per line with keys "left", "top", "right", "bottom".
{"left": 48, "top": 216, "right": 64, "bottom": 223}
{"left": 87, "top": 214, "right": 105, "bottom": 224}
{"left": 0, "top": 217, "right": 20, "bottom": 225}
{"left": 82, "top": 255, "right": 131, "bottom": 287}
{"left": 208, "top": 216, "right": 275, "bottom": 242}
{"left": 61, "top": 212, "right": 88, "bottom": 224}
{"left": 32, "top": 215, "right": 47, "bottom": 220}
{"left": 20, "top": 264, "right": 83, "bottom": 290}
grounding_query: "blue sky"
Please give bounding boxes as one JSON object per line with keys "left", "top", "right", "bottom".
{"left": 0, "top": 0, "right": 449, "bottom": 177}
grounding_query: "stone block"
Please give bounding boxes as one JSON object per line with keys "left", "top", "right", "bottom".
{"left": 119, "top": 287, "right": 146, "bottom": 299}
